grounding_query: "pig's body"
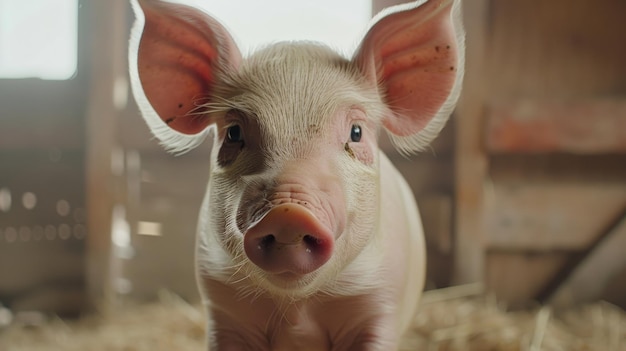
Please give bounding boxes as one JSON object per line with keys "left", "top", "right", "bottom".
{"left": 129, "top": 0, "right": 463, "bottom": 350}
{"left": 197, "top": 152, "right": 425, "bottom": 350}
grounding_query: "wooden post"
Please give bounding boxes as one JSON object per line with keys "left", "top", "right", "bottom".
{"left": 84, "top": 0, "right": 129, "bottom": 310}
{"left": 453, "top": 0, "right": 489, "bottom": 284}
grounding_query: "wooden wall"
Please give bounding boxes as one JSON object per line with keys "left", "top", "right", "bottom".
{"left": 456, "top": 0, "right": 626, "bottom": 307}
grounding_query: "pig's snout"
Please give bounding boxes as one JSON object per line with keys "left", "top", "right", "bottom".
{"left": 244, "top": 204, "right": 333, "bottom": 276}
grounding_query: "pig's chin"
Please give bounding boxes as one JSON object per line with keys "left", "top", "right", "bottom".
{"left": 246, "top": 262, "right": 334, "bottom": 300}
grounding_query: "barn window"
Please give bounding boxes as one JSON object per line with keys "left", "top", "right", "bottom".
{"left": 0, "top": 0, "right": 78, "bottom": 80}
{"left": 177, "top": 0, "right": 372, "bottom": 57}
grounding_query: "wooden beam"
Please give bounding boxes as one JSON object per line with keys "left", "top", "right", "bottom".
{"left": 544, "top": 207, "right": 626, "bottom": 306}
{"left": 486, "top": 99, "right": 626, "bottom": 154}
{"left": 486, "top": 182, "right": 626, "bottom": 250}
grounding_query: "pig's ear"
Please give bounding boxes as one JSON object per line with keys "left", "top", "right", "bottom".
{"left": 129, "top": 0, "right": 241, "bottom": 154}
{"left": 353, "top": 0, "right": 464, "bottom": 154}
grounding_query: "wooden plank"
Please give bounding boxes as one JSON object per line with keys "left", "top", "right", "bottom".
{"left": 486, "top": 182, "right": 626, "bottom": 250}
{"left": 453, "top": 0, "right": 489, "bottom": 284}
{"left": 547, "top": 208, "right": 626, "bottom": 307}
{"left": 488, "top": 0, "right": 626, "bottom": 100}
{"left": 490, "top": 154, "right": 626, "bottom": 183}
{"left": 486, "top": 99, "right": 626, "bottom": 154}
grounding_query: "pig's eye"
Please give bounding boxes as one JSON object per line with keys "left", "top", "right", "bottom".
{"left": 350, "top": 124, "right": 362, "bottom": 142}
{"left": 226, "top": 125, "right": 244, "bottom": 143}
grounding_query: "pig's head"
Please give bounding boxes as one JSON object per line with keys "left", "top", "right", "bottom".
{"left": 129, "top": 0, "right": 463, "bottom": 299}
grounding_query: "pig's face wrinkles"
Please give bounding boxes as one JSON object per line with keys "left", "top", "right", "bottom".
{"left": 209, "top": 154, "right": 376, "bottom": 299}
{"left": 268, "top": 187, "right": 340, "bottom": 234}
{"left": 235, "top": 179, "right": 344, "bottom": 245}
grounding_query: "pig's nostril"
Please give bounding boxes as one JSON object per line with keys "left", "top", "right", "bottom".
{"left": 303, "top": 234, "right": 322, "bottom": 249}
{"left": 259, "top": 234, "right": 275, "bottom": 249}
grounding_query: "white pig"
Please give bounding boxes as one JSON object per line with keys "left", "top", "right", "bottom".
{"left": 129, "top": 0, "right": 464, "bottom": 349}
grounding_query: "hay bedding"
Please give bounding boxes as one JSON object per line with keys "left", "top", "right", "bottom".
{"left": 1, "top": 286, "right": 624, "bottom": 351}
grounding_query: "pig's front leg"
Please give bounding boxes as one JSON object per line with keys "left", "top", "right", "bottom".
{"left": 205, "top": 314, "right": 399, "bottom": 351}
{"left": 204, "top": 309, "right": 265, "bottom": 351}
{"left": 345, "top": 316, "right": 400, "bottom": 351}
{"left": 202, "top": 278, "right": 403, "bottom": 351}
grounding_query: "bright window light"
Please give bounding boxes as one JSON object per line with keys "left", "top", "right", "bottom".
{"left": 174, "top": 0, "right": 372, "bottom": 58}
{"left": 0, "top": 0, "right": 78, "bottom": 80}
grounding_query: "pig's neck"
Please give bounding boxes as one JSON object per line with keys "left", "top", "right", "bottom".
{"left": 201, "top": 278, "right": 397, "bottom": 351}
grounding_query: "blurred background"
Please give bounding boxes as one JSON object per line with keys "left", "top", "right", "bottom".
{"left": 0, "top": 0, "right": 625, "bottom": 323}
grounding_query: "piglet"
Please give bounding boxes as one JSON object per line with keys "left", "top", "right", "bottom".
{"left": 129, "top": 0, "right": 464, "bottom": 349}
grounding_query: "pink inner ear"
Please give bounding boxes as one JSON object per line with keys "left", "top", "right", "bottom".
{"left": 354, "top": 0, "right": 459, "bottom": 136}
{"left": 137, "top": 0, "right": 240, "bottom": 135}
